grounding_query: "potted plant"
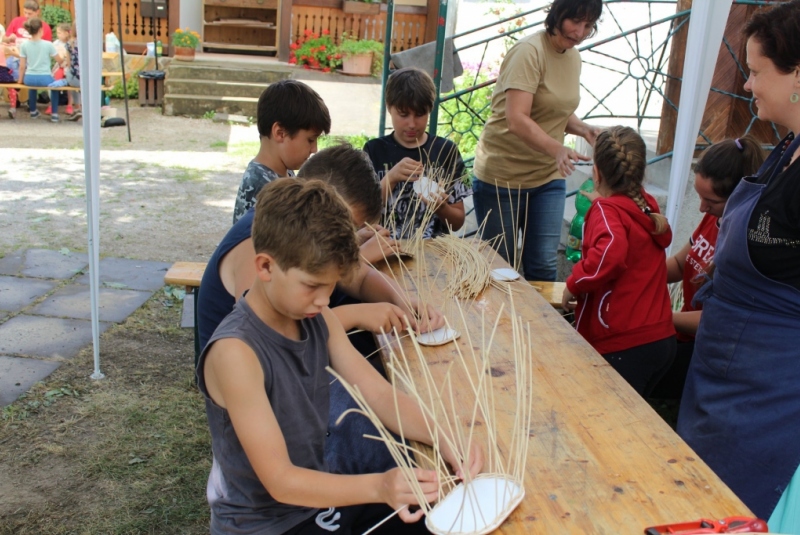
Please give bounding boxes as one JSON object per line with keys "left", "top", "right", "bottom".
{"left": 342, "top": 0, "right": 381, "bottom": 15}
{"left": 338, "top": 34, "right": 383, "bottom": 77}
{"left": 171, "top": 28, "right": 201, "bottom": 61}
{"left": 289, "top": 29, "right": 341, "bottom": 73}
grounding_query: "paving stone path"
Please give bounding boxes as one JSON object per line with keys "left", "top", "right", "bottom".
{"left": 0, "top": 249, "right": 170, "bottom": 406}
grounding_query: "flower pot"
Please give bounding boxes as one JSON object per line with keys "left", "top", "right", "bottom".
{"left": 174, "top": 46, "right": 196, "bottom": 61}
{"left": 342, "top": 0, "right": 380, "bottom": 15}
{"left": 341, "top": 52, "right": 373, "bottom": 76}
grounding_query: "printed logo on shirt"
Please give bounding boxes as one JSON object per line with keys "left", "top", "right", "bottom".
{"left": 315, "top": 507, "right": 342, "bottom": 531}
{"left": 688, "top": 233, "right": 715, "bottom": 276}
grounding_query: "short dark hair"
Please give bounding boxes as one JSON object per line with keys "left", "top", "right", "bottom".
{"left": 23, "top": 0, "right": 40, "bottom": 11}
{"left": 694, "top": 136, "right": 766, "bottom": 199}
{"left": 23, "top": 17, "right": 43, "bottom": 36}
{"left": 385, "top": 67, "right": 436, "bottom": 116}
{"left": 256, "top": 80, "right": 331, "bottom": 139}
{"left": 744, "top": 0, "right": 800, "bottom": 75}
{"left": 252, "top": 178, "right": 359, "bottom": 278}
{"left": 545, "top": 0, "right": 603, "bottom": 38}
{"left": 297, "top": 143, "right": 382, "bottom": 224}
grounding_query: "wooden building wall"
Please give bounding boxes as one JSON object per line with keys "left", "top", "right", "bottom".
{"left": 657, "top": 0, "right": 788, "bottom": 154}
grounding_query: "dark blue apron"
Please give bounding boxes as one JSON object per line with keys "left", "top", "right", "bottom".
{"left": 677, "top": 133, "right": 800, "bottom": 519}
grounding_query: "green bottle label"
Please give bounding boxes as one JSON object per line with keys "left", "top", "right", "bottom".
{"left": 566, "top": 234, "right": 581, "bottom": 250}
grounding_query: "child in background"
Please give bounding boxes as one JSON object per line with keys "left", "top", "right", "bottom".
{"left": 64, "top": 21, "right": 81, "bottom": 121}
{"left": 0, "top": 25, "right": 20, "bottom": 118}
{"left": 562, "top": 126, "right": 676, "bottom": 397}
{"left": 18, "top": 17, "right": 63, "bottom": 122}
{"left": 232, "top": 79, "right": 331, "bottom": 224}
{"left": 650, "top": 136, "right": 765, "bottom": 401}
{"left": 199, "top": 178, "right": 482, "bottom": 534}
{"left": 47, "top": 22, "right": 74, "bottom": 115}
{"left": 363, "top": 67, "right": 471, "bottom": 239}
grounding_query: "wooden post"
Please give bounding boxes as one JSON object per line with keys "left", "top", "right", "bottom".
{"left": 657, "top": 0, "right": 788, "bottom": 155}
{"left": 279, "top": 0, "right": 293, "bottom": 62}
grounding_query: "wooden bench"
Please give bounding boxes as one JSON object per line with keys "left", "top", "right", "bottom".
{"left": 164, "top": 262, "right": 207, "bottom": 366}
{"left": 529, "top": 280, "right": 566, "bottom": 308}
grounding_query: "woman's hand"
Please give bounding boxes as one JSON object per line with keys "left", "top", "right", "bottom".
{"left": 562, "top": 287, "right": 578, "bottom": 312}
{"left": 584, "top": 125, "right": 601, "bottom": 147}
{"left": 555, "top": 146, "right": 591, "bottom": 177}
{"left": 379, "top": 468, "right": 439, "bottom": 523}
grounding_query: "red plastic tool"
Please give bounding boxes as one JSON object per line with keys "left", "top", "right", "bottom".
{"left": 644, "top": 516, "right": 768, "bottom": 534}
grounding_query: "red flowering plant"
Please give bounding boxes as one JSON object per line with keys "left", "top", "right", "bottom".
{"left": 289, "top": 29, "right": 342, "bottom": 72}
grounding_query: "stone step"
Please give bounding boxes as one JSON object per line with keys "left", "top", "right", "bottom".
{"left": 166, "top": 63, "right": 293, "bottom": 84}
{"left": 162, "top": 94, "right": 258, "bottom": 118}
{"left": 165, "top": 78, "right": 266, "bottom": 99}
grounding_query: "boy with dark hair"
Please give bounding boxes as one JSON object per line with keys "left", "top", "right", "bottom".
{"left": 3, "top": 0, "right": 53, "bottom": 42}
{"left": 363, "top": 67, "right": 471, "bottom": 239}
{"left": 233, "top": 79, "right": 332, "bottom": 223}
{"left": 199, "top": 144, "right": 445, "bottom": 477}
{"left": 199, "top": 178, "right": 482, "bottom": 534}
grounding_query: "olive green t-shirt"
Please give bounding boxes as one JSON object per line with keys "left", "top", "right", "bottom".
{"left": 474, "top": 30, "right": 582, "bottom": 189}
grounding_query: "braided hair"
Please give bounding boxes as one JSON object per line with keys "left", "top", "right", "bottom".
{"left": 594, "top": 126, "right": 669, "bottom": 235}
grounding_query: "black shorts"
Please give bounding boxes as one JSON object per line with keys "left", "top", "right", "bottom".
{"left": 283, "top": 504, "right": 430, "bottom": 535}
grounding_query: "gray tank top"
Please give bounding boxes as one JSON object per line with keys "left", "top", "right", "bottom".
{"left": 197, "top": 297, "right": 330, "bottom": 535}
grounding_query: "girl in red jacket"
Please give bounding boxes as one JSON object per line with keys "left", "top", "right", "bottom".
{"left": 562, "top": 126, "right": 676, "bottom": 396}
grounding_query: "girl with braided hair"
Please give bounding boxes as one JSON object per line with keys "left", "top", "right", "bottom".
{"left": 562, "top": 126, "right": 676, "bottom": 397}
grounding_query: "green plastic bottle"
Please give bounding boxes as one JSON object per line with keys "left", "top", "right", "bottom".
{"left": 156, "top": 40, "right": 163, "bottom": 57}
{"left": 565, "top": 178, "right": 594, "bottom": 262}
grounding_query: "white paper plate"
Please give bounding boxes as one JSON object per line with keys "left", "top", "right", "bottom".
{"left": 490, "top": 268, "right": 521, "bottom": 282}
{"left": 416, "top": 327, "right": 460, "bottom": 346}
{"left": 426, "top": 474, "right": 525, "bottom": 535}
{"left": 412, "top": 176, "right": 442, "bottom": 198}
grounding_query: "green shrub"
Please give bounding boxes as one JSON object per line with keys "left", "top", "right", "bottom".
{"left": 107, "top": 72, "right": 139, "bottom": 99}
{"left": 436, "top": 68, "right": 495, "bottom": 161}
{"left": 40, "top": 3, "right": 72, "bottom": 27}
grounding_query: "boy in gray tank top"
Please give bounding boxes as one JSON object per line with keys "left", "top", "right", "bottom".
{"left": 197, "top": 178, "right": 483, "bottom": 534}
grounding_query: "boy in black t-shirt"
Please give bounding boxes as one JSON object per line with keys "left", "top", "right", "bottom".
{"left": 363, "top": 68, "right": 472, "bottom": 239}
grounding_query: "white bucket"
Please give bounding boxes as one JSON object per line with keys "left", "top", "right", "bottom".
{"left": 145, "top": 42, "right": 155, "bottom": 57}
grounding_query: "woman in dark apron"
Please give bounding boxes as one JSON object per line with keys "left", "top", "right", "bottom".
{"left": 677, "top": 2, "right": 800, "bottom": 529}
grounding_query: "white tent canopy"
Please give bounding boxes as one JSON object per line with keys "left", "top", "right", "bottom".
{"left": 664, "top": 0, "right": 735, "bottom": 253}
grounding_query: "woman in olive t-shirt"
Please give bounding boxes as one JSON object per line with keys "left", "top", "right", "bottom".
{"left": 473, "top": 0, "right": 601, "bottom": 281}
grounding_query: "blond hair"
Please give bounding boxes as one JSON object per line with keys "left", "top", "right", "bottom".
{"left": 594, "top": 126, "right": 669, "bottom": 235}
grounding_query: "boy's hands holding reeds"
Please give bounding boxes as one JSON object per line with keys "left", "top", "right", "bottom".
{"left": 385, "top": 157, "right": 424, "bottom": 187}
{"left": 379, "top": 467, "right": 439, "bottom": 522}
{"left": 359, "top": 226, "right": 401, "bottom": 264}
{"left": 406, "top": 297, "right": 444, "bottom": 334}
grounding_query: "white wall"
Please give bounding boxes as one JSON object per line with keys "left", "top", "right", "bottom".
{"left": 180, "top": 0, "right": 203, "bottom": 39}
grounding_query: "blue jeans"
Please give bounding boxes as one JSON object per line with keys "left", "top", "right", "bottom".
{"left": 23, "top": 74, "right": 59, "bottom": 115}
{"left": 473, "top": 177, "right": 566, "bottom": 281}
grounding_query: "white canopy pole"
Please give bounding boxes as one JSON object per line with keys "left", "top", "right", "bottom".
{"left": 76, "top": 0, "right": 104, "bottom": 380}
{"left": 665, "top": 0, "right": 733, "bottom": 252}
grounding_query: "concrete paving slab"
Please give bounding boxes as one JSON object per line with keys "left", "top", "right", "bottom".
{"left": 5, "top": 249, "right": 89, "bottom": 280}
{"left": 0, "top": 250, "right": 25, "bottom": 276}
{"left": 0, "top": 276, "right": 58, "bottom": 313}
{"left": 0, "top": 315, "right": 110, "bottom": 360}
{"left": 29, "top": 284, "right": 152, "bottom": 323}
{"left": 0, "top": 355, "right": 61, "bottom": 406}
{"left": 76, "top": 258, "right": 171, "bottom": 292}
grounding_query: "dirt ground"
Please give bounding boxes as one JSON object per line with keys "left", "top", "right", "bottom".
{"left": 0, "top": 104, "right": 260, "bottom": 264}
{"left": 0, "top": 104, "right": 267, "bottom": 533}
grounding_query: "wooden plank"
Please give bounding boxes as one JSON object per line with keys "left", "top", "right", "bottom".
{"left": 164, "top": 262, "right": 206, "bottom": 288}
{"left": 377, "top": 243, "right": 751, "bottom": 534}
{"left": 529, "top": 280, "right": 565, "bottom": 308}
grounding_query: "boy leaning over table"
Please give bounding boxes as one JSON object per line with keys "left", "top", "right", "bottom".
{"left": 197, "top": 177, "right": 483, "bottom": 534}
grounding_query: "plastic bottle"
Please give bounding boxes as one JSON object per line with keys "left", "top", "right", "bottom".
{"left": 105, "top": 32, "right": 120, "bottom": 54}
{"left": 156, "top": 40, "right": 163, "bottom": 57}
{"left": 565, "top": 178, "right": 594, "bottom": 262}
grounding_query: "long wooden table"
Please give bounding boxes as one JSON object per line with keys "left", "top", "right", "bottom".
{"left": 377, "top": 242, "right": 751, "bottom": 534}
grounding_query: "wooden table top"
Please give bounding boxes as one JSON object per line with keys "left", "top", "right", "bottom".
{"left": 376, "top": 242, "right": 750, "bottom": 534}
